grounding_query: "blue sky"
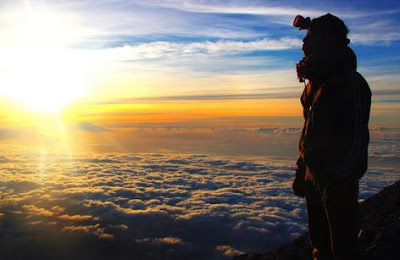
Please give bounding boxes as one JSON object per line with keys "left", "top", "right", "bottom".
{"left": 57, "top": 1, "right": 400, "bottom": 91}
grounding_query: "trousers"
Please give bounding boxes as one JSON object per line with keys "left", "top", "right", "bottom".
{"left": 305, "top": 168, "right": 360, "bottom": 260}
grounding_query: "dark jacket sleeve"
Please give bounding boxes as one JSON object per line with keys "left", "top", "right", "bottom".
{"left": 298, "top": 82, "right": 312, "bottom": 159}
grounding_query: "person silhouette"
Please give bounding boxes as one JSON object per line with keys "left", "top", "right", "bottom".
{"left": 292, "top": 13, "right": 371, "bottom": 260}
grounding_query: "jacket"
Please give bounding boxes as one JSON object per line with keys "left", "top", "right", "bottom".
{"left": 298, "top": 58, "right": 371, "bottom": 180}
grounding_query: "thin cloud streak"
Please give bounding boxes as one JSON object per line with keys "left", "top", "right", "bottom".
{"left": 103, "top": 38, "right": 302, "bottom": 61}
{"left": 91, "top": 93, "right": 300, "bottom": 105}
{"left": 351, "top": 32, "right": 400, "bottom": 45}
{"left": 136, "top": 0, "right": 399, "bottom": 19}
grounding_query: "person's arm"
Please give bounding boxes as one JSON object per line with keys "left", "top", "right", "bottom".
{"left": 293, "top": 85, "right": 310, "bottom": 197}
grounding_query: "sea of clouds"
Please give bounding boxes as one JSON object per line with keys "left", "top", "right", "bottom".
{"left": 0, "top": 130, "right": 399, "bottom": 260}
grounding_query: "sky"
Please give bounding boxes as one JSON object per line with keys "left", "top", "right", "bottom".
{"left": 0, "top": 0, "right": 399, "bottom": 152}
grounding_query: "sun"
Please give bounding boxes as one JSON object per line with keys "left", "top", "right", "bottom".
{"left": 1, "top": 50, "right": 88, "bottom": 113}
{"left": 0, "top": 5, "right": 90, "bottom": 113}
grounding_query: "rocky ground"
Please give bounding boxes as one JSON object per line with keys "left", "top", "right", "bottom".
{"left": 234, "top": 179, "right": 400, "bottom": 260}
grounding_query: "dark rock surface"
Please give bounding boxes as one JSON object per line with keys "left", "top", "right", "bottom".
{"left": 234, "top": 180, "right": 400, "bottom": 260}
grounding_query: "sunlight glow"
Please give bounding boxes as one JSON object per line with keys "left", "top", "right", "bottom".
{"left": 1, "top": 49, "right": 88, "bottom": 112}
{"left": 0, "top": 5, "right": 90, "bottom": 112}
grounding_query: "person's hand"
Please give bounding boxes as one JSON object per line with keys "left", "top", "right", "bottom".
{"left": 293, "top": 158, "right": 306, "bottom": 197}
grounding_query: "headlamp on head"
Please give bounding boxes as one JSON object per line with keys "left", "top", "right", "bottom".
{"left": 293, "top": 15, "right": 311, "bottom": 30}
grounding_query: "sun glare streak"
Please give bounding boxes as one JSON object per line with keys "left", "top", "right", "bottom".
{"left": 27, "top": 113, "right": 77, "bottom": 182}
{"left": 56, "top": 116, "right": 74, "bottom": 161}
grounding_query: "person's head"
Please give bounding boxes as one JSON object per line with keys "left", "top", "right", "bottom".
{"left": 301, "top": 13, "right": 349, "bottom": 57}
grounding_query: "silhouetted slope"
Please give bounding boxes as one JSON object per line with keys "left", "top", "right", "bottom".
{"left": 234, "top": 179, "right": 400, "bottom": 260}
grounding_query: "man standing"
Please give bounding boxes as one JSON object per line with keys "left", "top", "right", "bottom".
{"left": 292, "top": 14, "right": 371, "bottom": 260}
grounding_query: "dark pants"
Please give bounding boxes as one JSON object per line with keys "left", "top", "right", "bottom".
{"left": 305, "top": 168, "right": 360, "bottom": 260}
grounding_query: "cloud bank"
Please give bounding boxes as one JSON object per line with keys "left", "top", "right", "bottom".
{"left": 0, "top": 142, "right": 398, "bottom": 259}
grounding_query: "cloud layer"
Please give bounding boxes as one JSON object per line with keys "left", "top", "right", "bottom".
{"left": 0, "top": 141, "right": 398, "bottom": 259}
